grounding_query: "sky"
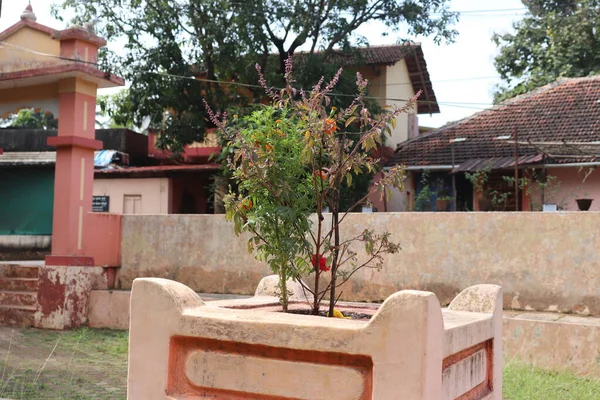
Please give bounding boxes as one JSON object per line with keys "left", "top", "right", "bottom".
{"left": 0, "top": 0, "right": 526, "bottom": 128}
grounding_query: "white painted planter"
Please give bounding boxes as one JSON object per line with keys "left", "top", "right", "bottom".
{"left": 127, "top": 278, "right": 502, "bottom": 400}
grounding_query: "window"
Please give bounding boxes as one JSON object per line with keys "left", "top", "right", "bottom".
{"left": 123, "top": 195, "right": 142, "bottom": 214}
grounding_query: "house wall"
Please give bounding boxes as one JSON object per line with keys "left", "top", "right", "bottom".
{"left": 0, "top": 27, "right": 61, "bottom": 76}
{"left": 369, "top": 172, "right": 412, "bottom": 212}
{"left": 385, "top": 59, "right": 416, "bottom": 147}
{"left": 0, "top": 25, "right": 62, "bottom": 116}
{"left": 2, "top": 26, "right": 60, "bottom": 57}
{"left": 522, "top": 167, "right": 600, "bottom": 211}
{"left": 93, "top": 178, "right": 170, "bottom": 214}
{"left": 357, "top": 65, "right": 386, "bottom": 103}
{"left": 357, "top": 60, "right": 416, "bottom": 149}
{"left": 119, "top": 212, "right": 600, "bottom": 316}
{"left": 385, "top": 185, "right": 410, "bottom": 211}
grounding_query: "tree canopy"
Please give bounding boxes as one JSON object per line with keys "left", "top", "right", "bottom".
{"left": 54, "top": 0, "right": 457, "bottom": 150}
{"left": 0, "top": 109, "right": 58, "bottom": 130}
{"left": 493, "top": 0, "right": 600, "bottom": 103}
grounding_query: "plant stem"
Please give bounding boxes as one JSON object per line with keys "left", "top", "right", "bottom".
{"left": 328, "top": 134, "right": 344, "bottom": 317}
{"left": 280, "top": 268, "right": 288, "bottom": 312}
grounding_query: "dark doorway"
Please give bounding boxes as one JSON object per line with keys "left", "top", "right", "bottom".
{"left": 179, "top": 191, "right": 197, "bottom": 214}
{"left": 455, "top": 173, "right": 473, "bottom": 211}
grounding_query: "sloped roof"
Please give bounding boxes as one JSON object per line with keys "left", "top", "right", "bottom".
{"left": 0, "top": 18, "right": 56, "bottom": 42}
{"left": 95, "top": 164, "right": 220, "bottom": 178}
{"left": 324, "top": 44, "right": 419, "bottom": 66}
{"left": 0, "top": 151, "right": 55, "bottom": 166}
{"left": 325, "top": 45, "right": 438, "bottom": 115}
{"left": 391, "top": 76, "right": 600, "bottom": 168}
{"left": 193, "top": 44, "right": 439, "bottom": 115}
{"left": 0, "top": 151, "right": 126, "bottom": 167}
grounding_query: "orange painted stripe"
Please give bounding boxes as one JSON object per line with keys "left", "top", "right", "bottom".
{"left": 167, "top": 336, "right": 374, "bottom": 400}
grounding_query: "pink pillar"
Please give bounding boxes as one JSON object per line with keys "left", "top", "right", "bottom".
{"left": 45, "top": 31, "right": 103, "bottom": 267}
{"left": 46, "top": 80, "right": 100, "bottom": 266}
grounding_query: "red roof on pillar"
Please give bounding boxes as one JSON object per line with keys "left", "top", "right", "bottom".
{"left": 52, "top": 26, "right": 107, "bottom": 47}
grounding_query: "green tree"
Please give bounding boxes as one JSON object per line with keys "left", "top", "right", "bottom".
{"left": 493, "top": 0, "right": 600, "bottom": 103}
{"left": 1, "top": 109, "right": 58, "bottom": 130}
{"left": 97, "top": 90, "right": 138, "bottom": 130}
{"left": 219, "top": 60, "right": 409, "bottom": 315}
{"left": 54, "top": 0, "right": 457, "bottom": 150}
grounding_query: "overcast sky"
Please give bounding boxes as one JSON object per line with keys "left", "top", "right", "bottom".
{"left": 1, "top": 0, "right": 526, "bottom": 128}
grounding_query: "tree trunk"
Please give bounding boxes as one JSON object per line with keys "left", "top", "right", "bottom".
{"left": 279, "top": 268, "right": 288, "bottom": 312}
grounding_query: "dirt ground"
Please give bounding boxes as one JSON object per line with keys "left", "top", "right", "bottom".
{"left": 0, "top": 327, "right": 128, "bottom": 400}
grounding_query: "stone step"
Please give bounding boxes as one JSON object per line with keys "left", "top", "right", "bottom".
{"left": 0, "top": 291, "right": 37, "bottom": 307}
{"left": 0, "top": 305, "right": 35, "bottom": 327}
{"left": 0, "top": 264, "right": 40, "bottom": 279}
{"left": 0, "top": 277, "right": 39, "bottom": 292}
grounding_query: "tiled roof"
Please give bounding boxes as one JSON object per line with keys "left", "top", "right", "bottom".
{"left": 325, "top": 44, "right": 420, "bottom": 66}
{"left": 193, "top": 44, "right": 439, "bottom": 115}
{"left": 0, "top": 151, "right": 55, "bottom": 166}
{"left": 327, "top": 45, "right": 439, "bottom": 115}
{"left": 95, "top": 164, "right": 220, "bottom": 178}
{"left": 0, "top": 151, "right": 127, "bottom": 167}
{"left": 391, "top": 76, "right": 600, "bottom": 168}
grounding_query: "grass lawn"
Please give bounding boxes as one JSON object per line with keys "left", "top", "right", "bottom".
{"left": 503, "top": 360, "right": 600, "bottom": 400}
{"left": 1, "top": 327, "right": 600, "bottom": 399}
{"left": 0, "top": 328, "right": 128, "bottom": 400}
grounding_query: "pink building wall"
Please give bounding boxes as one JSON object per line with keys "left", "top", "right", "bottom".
{"left": 93, "top": 178, "right": 170, "bottom": 214}
{"left": 522, "top": 166, "right": 600, "bottom": 211}
{"left": 84, "top": 212, "right": 122, "bottom": 267}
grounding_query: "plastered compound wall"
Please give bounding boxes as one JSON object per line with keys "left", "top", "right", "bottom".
{"left": 120, "top": 212, "right": 600, "bottom": 315}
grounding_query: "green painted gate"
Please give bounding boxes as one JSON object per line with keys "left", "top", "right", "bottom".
{"left": 0, "top": 167, "right": 54, "bottom": 235}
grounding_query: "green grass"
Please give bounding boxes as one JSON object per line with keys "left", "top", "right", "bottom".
{"left": 0, "top": 328, "right": 129, "bottom": 400}
{"left": 503, "top": 360, "right": 600, "bottom": 400}
{"left": 3, "top": 328, "right": 600, "bottom": 399}
{"left": 21, "top": 327, "right": 129, "bottom": 357}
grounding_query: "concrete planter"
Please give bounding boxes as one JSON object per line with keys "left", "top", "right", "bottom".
{"left": 127, "top": 277, "right": 503, "bottom": 400}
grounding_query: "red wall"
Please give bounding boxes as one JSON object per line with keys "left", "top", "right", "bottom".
{"left": 84, "top": 212, "right": 122, "bottom": 267}
{"left": 170, "top": 174, "right": 211, "bottom": 214}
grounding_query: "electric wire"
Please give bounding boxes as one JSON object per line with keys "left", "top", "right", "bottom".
{"left": 0, "top": 39, "right": 494, "bottom": 110}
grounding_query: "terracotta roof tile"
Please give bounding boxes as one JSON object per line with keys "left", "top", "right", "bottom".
{"left": 193, "top": 44, "right": 439, "bottom": 114}
{"left": 391, "top": 76, "right": 600, "bottom": 168}
{"left": 327, "top": 45, "right": 439, "bottom": 114}
{"left": 325, "top": 44, "right": 420, "bottom": 66}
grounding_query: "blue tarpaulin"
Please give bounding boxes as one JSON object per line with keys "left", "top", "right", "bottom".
{"left": 94, "top": 150, "right": 117, "bottom": 168}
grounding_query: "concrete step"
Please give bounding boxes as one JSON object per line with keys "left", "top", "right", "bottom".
{"left": 0, "top": 264, "right": 40, "bottom": 279}
{"left": 0, "top": 305, "right": 35, "bottom": 327}
{"left": 0, "top": 291, "right": 37, "bottom": 307}
{"left": 0, "top": 277, "right": 38, "bottom": 292}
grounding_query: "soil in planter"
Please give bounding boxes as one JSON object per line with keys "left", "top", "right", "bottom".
{"left": 284, "top": 308, "right": 373, "bottom": 321}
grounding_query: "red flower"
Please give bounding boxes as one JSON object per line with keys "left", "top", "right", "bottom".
{"left": 240, "top": 198, "right": 253, "bottom": 212}
{"left": 323, "top": 118, "right": 337, "bottom": 135}
{"left": 313, "top": 170, "right": 327, "bottom": 180}
{"left": 311, "top": 254, "right": 330, "bottom": 272}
